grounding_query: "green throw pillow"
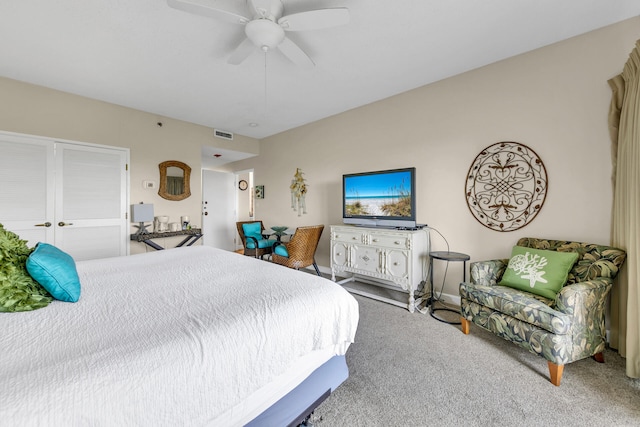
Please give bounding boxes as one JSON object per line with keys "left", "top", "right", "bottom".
{"left": 499, "top": 246, "right": 579, "bottom": 299}
{"left": 0, "top": 224, "right": 52, "bottom": 312}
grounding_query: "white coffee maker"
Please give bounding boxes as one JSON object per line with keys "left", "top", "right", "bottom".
{"left": 154, "top": 216, "right": 169, "bottom": 232}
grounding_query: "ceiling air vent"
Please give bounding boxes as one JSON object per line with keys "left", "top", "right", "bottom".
{"left": 214, "top": 129, "right": 234, "bottom": 140}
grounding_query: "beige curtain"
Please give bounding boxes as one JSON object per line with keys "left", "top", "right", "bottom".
{"left": 608, "top": 39, "right": 640, "bottom": 378}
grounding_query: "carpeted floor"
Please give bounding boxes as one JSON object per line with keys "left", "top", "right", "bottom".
{"left": 312, "top": 293, "right": 640, "bottom": 427}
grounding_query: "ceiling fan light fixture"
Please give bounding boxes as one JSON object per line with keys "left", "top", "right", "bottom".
{"left": 168, "top": 0, "right": 349, "bottom": 66}
{"left": 245, "top": 19, "right": 285, "bottom": 51}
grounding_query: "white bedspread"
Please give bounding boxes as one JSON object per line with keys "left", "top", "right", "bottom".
{"left": 0, "top": 246, "right": 359, "bottom": 426}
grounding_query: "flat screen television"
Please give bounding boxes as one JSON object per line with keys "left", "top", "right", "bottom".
{"left": 342, "top": 167, "right": 417, "bottom": 228}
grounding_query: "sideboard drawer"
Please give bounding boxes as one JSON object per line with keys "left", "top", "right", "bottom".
{"left": 333, "top": 230, "right": 363, "bottom": 244}
{"left": 369, "top": 234, "right": 410, "bottom": 249}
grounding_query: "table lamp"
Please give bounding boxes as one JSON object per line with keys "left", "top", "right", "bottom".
{"left": 131, "top": 202, "right": 154, "bottom": 235}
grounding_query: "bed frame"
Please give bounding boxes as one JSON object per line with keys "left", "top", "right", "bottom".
{"left": 246, "top": 355, "right": 349, "bottom": 426}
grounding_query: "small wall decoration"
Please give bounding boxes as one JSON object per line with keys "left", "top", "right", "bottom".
{"left": 255, "top": 185, "right": 264, "bottom": 199}
{"left": 465, "top": 141, "right": 547, "bottom": 232}
{"left": 290, "top": 168, "right": 307, "bottom": 216}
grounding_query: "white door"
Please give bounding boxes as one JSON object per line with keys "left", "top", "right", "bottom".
{"left": 202, "top": 169, "right": 236, "bottom": 251}
{"left": 0, "top": 132, "right": 129, "bottom": 260}
{"left": 55, "top": 143, "right": 128, "bottom": 260}
{"left": 0, "top": 134, "right": 55, "bottom": 245}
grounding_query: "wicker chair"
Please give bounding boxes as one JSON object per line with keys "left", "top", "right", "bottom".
{"left": 236, "top": 220, "right": 276, "bottom": 259}
{"left": 272, "top": 225, "right": 324, "bottom": 275}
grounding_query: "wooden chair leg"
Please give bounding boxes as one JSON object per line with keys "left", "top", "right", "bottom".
{"left": 547, "top": 361, "right": 564, "bottom": 386}
{"left": 460, "top": 318, "right": 470, "bottom": 334}
{"left": 593, "top": 352, "right": 605, "bottom": 363}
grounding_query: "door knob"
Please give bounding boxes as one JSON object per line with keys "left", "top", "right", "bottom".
{"left": 58, "top": 222, "right": 74, "bottom": 227}
{"left": 35, "top": 222, "right": 52, "bottom": 227}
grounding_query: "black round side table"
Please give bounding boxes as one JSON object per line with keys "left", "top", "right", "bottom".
{"left": 428, "top": 251, "right": 470, "bottom": 324}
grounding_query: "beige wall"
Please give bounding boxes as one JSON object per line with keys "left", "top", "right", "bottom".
{"left": 2, "top": 17, "right": 639, "bottom": 298}
{"left": 0, "top": 77, "right": 260, "bottom": 254}
{"left": 236, "top": 171, "right": 253, "bottom": 222}
{"left": 229, "top": 17, "right": 640, "bottom": 299}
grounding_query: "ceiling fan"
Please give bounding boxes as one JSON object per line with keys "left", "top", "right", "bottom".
{"left": 167, "top": 0, "right": 350, "bottom": 67}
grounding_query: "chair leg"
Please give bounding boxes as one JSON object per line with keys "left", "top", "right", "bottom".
{"left": 460, "top": 318, "right": 470, "bottom": 334}
{"left": 313, "top": 262, "right": 321, "bottom": 276}
{"left": 593, "top": 352, "right": 605, "bottom": 363}
{"left": 547, "top": 361, "right": 564, "bottom": 386}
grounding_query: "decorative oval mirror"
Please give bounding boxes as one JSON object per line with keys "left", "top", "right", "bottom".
{"left": 158, "top": 160, "right": 191, "bottom": 201}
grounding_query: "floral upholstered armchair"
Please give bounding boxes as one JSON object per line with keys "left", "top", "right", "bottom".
{"left": 459, "top": 238, "right": 626, "bottom": 386}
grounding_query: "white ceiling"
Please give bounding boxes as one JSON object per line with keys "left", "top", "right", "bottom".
{"left": 1, "top": 1, "right": 639, "bottom": 140}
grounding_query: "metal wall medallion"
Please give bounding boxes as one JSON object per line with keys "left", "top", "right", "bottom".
{"left": 465, "top": 141, "right": 547, "bottom": 232}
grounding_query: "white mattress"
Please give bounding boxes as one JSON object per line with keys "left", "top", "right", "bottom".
{"left": 0, "top": 246, "right": 359, "bottom": 426}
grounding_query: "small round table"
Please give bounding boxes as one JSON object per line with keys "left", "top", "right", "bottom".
{"left": 428, "top": 251, "right": 470, "bottom": 324}
{"left": 270, "top": 226, "right": 290, "bottom": 242}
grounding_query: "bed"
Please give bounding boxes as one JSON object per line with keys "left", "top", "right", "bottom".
{"left": 0, "top": 246, "right": 359, "bottom": 426}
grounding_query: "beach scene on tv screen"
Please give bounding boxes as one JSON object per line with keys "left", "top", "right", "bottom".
{"left": 345, "top": 171, "right": 412, "bottom": 217}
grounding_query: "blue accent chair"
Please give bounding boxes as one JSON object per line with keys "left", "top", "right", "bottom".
{"left": 236, "top": 221, "right": 276, "bottom": 259}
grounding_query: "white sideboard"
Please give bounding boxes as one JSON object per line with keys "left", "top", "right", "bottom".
{"left": 330, "top": 225, "right": 429, "bottom": 312}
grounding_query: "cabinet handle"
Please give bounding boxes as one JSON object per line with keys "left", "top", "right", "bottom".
{"left": 393, "top": 262, "right": 399, "bottom": 266}
{"left": 58, "top": 222, "right": 74, "bottom": 227}
{"left": 372, "top": 239, "right": 378, "bottom": 242}
{"left": 35, "top": 222, "right": 52, "bottom": 227}
{"left": 352, "top": 237, "right": 358, "bottom": 240}
{"left": 394, "top": 241, "right": 401, "bottom": 245}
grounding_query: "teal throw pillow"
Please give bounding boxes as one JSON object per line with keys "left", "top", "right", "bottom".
{"left": 242, "top": 222, "right": 262, "bottom": 240}
{"left": 26, "top": 243, "right": 81, "bottom": 303}
{"left": 0, "top": 224, "right": 52, "bottom": 312}
{"left": 241, "top": 223, "right": 277, "bottom": 250}
{"left": 245, "top": 239, "right": 276, "bottom": 249}
{"left": 273, "top": 244, "right": 289, "bottom": 257}
{"left": 499, "top": 246, "right": 579, "bottom": 299}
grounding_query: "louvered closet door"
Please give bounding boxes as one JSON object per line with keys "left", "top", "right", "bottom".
{"left": 55, "top": 143, "right": 128, "bottom": 260}
{"left": 0, "top": 132, "right": 128, "bottom": 261}
{"left": 0, "top": 134, "right": 55, "bottom": 245}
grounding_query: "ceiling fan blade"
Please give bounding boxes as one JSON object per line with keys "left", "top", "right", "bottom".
{"left": 278, "top": 8, "right": 349, "bottom": 31}
{"left": 167, "top": 0, "right": 250, "bottom": 25}
{"left": 228, "top": 38, "right": 256, "bottom": 65}
{"left": 278, "top": 37, "right": 314, "bottom": 68}
{"left": 247, "top": 0, "right": 282, "bottom": 19}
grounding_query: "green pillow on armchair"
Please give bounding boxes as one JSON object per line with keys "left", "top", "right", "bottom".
{"left": 499, "top": 246, "right": 579, "bottom": 299}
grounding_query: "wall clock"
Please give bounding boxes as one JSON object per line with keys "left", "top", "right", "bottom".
{"left": 238, "top": 180, "right": 248, "bottom": 191}
{"left": 465, "top": 141, "right": 548, "bottom": 232}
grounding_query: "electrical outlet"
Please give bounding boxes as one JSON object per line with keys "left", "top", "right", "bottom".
{"left": 143, "top": 180, "right": 156, "bottom": 189}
